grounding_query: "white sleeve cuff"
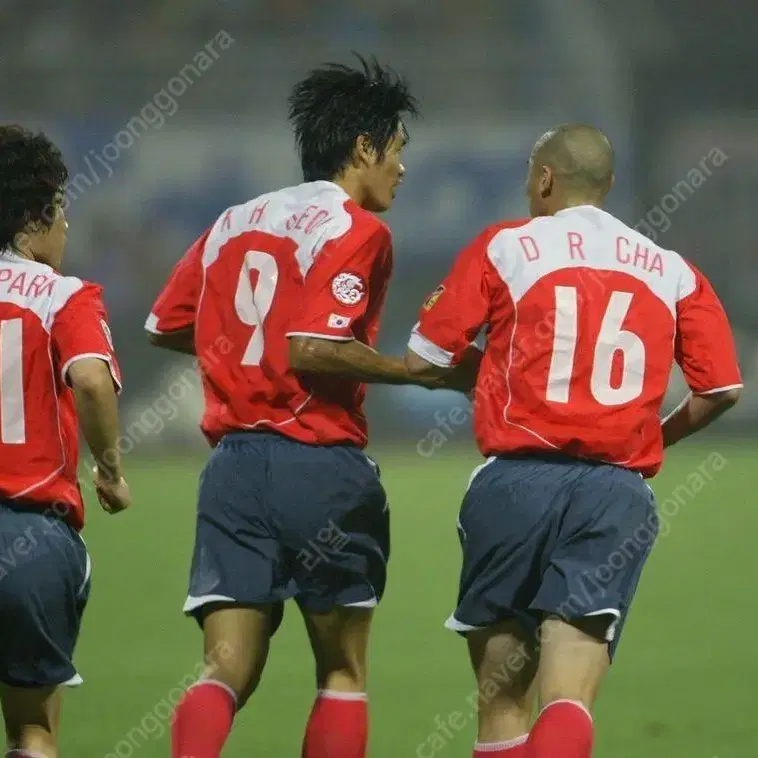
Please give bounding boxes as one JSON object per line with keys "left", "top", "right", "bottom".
{"left": 144, "top": 312, "right": 163, "bottom": 334}
{"left": 61, "top": 353, "right": 122, "bottom": 395}
{"left": 285, "top": 331, "right": 354, "bottom": 342}
{"left": 407, "top": 328, "right": 454, "bottom": 368}
{"left": 695, "top": 383, "right": 744, "bottom": 395}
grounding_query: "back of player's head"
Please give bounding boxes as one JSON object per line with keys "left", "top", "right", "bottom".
{"left": 531, "top": 123, "right": 614, "bottom": 196}
{"left": 0, "top": 125, "right": 68, "bottom": 250}
{"left": 288, "top": 54, "right": 418, "bottom": 182}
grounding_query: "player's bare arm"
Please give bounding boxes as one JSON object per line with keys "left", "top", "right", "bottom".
{"left": 68, "top": 358, "right": 130, "bottom": 513}
{"left": 661, "top": 389, "right": 741, "bottom": 448}
{"left": 404, "top": 342, "right": 484, "bottom": 394}
{"left": 146, "top": 326, "right": 195, "bottom": 355}
{"left": 289, "top": 335, "right": 447, "bottom": 388}
{"left": 404, "top": 225, "right": 508, "bottom": 397}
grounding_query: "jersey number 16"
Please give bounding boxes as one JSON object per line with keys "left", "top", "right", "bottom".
{"left": 546, "top": 286, "right": 645, "bottom": 407}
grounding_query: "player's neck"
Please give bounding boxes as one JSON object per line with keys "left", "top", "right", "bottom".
{"left": 8, "top": 243, "right": 34, "bottom": 261}
{"left": 550, "top": 197, "right": 604, "bottom": 215}
{"left": 331, "top": 174, "right": 368, "bottom": 209}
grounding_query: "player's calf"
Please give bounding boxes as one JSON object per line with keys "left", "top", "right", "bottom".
{"left": 526, "top": 615, "right": 610, "bottom": 758}
{"left": 199, "top": 604, "right": 273, "bottom": 704}
{"left": 301, "top": 607, "right": 373, "bottom": 758}
{"left": 304, "top": 606, "right": 372, "bottom": 692}
{"left": 537, "top": 615, "right": 610, "bottom": 708}
{"left": 0, "top": 684, "right": 60, "bottom": 758}
{"left": 467, "top": 621, "right": 538, "bottom": 757}
{"left": 171, "top": 604, "right": 273, "bottom": 758}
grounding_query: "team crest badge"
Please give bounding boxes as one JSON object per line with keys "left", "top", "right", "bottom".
{"left": 423, "top": 285, "right": 445, "bottom": 311}
{"left": 331, "top": 272, "right": 365, "bottom": 306}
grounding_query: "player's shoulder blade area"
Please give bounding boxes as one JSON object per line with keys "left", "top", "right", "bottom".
{"left": 610, "top": 210, "right": 697, "bottom": 305}
{"left": 0, "top": 253, "right": 85, "bottom": 328}
{"left": 484, "top": 207, "right": 691, "bottom": 314}
{"left": 494, "top": 217, "right": 532, "bottom": 232}
{"left": 203, "top": 181, "right": 356, "bottom": 269}
{"left": 482, "top": 217, "right": 532, "bottom": 245}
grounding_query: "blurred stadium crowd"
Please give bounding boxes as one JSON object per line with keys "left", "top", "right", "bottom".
{"left": 4, "top": 0, "right": 757, "bottom": 443}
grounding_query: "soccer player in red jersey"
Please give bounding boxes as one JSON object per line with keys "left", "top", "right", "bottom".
{"left": 146, "top": 57, "right": 458, "bottom": 758}
{"left": 406, "top": 124, "right": 743, "bottom": 758}
{"left": 0, "top": 125, "right": 130, "bottom": 757}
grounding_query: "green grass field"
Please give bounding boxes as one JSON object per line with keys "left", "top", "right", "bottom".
{"left": 61, "top": 441, "right": 755, "bottom": 757}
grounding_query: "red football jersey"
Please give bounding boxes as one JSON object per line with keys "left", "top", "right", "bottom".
{"left": 0, "top": 252, "right": 122, "bottom": 529}
{"left": 409, "top": 206, "right": 742, "bottom": 477}
{"left": 146, "top": 181, "right": 393, "bottom": 448}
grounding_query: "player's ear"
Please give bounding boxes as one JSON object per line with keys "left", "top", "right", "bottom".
{"left": 538, "top": 165, "right": 554, "bottom": 198}
{"left": 355, "top": 134, "right": 376, "bottom": 167}
{"left": 13, "top": 229, "right": 34, "bottom": 254}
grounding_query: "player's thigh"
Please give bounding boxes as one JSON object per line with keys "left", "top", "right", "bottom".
{"left": 0, "top": 505, "right": 90, "bottom": 692}
{"left": 301, "top": 606, "right": 374, "bottom": 690}
{"left": 272, "top": 441, "right": 389, "bottom": 612}
{"left": 447, "top": 456, "right": 578, "bottom": 634}
{"left": 183, "top": 433, "right": 289, "bottom": 630}
{"left": 533, "top": 464, "right": 659, "bottom": 659}
{"left": 537, "top": 615, "right": 610, "bottom": 708}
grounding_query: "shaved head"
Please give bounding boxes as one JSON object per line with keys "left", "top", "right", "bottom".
{"left": 531, "top": 123, "right": 614, "bottom": 192}
{"left": 526, "top": 123, "right": 614, "bottom": 216}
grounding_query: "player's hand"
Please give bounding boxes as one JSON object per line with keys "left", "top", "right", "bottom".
{"left": 415, "top": 345, "right": 481, "bottom": 395}
{"left": 92, "top": 466, "right": 132, "bottom": 514}
{"left": 421, "top": 367, "right": 477, "bottom": 395}
{"left": 415, "top": 372, "right": 472, "bottom": 394}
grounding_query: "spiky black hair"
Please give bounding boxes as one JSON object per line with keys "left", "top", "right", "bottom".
{"left": 288, "top": 54, "right": 418, "bottom": 182}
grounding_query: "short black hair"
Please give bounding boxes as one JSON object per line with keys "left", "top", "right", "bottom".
{"left": 0, "top": 125, "right": 68, "bottom": 250}
{"left": 288, "top": 54, "right": 418, "bottom": 182}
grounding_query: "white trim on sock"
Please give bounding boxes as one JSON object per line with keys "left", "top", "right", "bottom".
{"left": 475, "top": 734, "right": 528, "bottom": 751}
{"left": 539, "top": 698, "right": 593, "bottom": 724}
{"left": 188, "top": 678, "right": 238, "bottom": 705}
{"left": 317, "top": 689, "right": 368, "bottom": 702}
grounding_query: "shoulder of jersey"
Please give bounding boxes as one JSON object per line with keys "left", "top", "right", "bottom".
{"left": 606, "top": 213, "right": 694, "bottom": 281}
{"left": 54, "top": 274, "right": 101, "bottom": 305}
{"left": 481, "top": 217, "right": 532, "bottom": 240}
{"left": 13, "top": 263, "right": 101, "bottom": 316}
{"left": 210, "top": 182, "right": 391, "bottom": 254}
{"left": 342, "top": 197, "right": 391, "bottom": 241}
{"left": 491, "top": 217, "right": 532, "bottom": 232}
{"left": 47, "top": 268, "right": 98, "bottom": 291}
{"left": 21, "top": 258, "right": 91, "bottom": 294}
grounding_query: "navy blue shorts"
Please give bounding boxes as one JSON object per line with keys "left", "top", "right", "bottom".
{"left": 447, "top": 454, "right": 659, "bottom": 659}
{"left": 184, "top": 432, "right": 389, "bottom": 630}
{"left": 0, "top": 503, "right": 91, "bottom": 688}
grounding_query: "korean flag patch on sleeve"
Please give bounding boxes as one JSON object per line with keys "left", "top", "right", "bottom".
{"left": 328, "top": 313, "right": 352, "bottom": 329}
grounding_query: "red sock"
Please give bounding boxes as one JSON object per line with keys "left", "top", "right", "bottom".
{"left": 474, "top": 734, "right": 528, "bottom": 756}
{"left": 171, "top": 680, "right": 236, "bottom": 758}
{"left": 302, "top": 690, "right": 368, "bottom": 758}
{"left": 526, "top": 699, "right": 593, "bottom": 758}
